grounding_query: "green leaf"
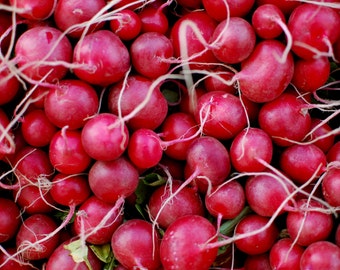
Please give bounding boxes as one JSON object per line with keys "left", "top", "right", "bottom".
{"left": 64, "top": 239, "right": 93, "bottom": 270}
{"left": 89, "top": 244, "right": 112, "bottom": 263}
{"left": 142, "top": 173, "right": 166, "bottom": 186}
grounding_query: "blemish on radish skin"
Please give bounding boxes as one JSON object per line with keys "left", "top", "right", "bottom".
{"left": 73, "top": 9, "right": 83, "bottom": 15}
{"left": 45, "top": 32, "right": 53, "bottom": 44}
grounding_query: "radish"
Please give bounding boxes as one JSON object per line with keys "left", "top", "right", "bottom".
{"left": 20, "top": 109, "right": 57, "bottom": 147}
{"left": 160, "top": 215, "right": 219, "bottom": 270}
{"left": 279, "top": 144, "right": 327, "bottom": 185}
{"left": 54, "top": 0, "right": 107, "bottom": 38}
{"left": 194, "top": 91, "right": 247, "bottom": 140}
{"left": 13, "top": 146, "right": 53, "bottom": 185}
{"left": 72, "top": 30, "right": 130, "bottom": 86}
{"left": 258, "top": 92, "right": 311, "bottom": 147}
{"left": 88, "top": 156, "right": 140, "bottom": 204}
{"left": 202, "top": 0, "right": 255, "bottom": 21}
{"left": 16, "top": 214, "right": 60, "bottom": 261}
{"left": 291, "top": 56, "right": 331, "bottom": 93}
{"left": 46, "top": 238, "right": 103, "bottom": 270}
{"left": 230, "top": 127, "right": 273, "bottom": 173}
{"left": 44, "top": 79, "right": 99, "bottom": 130}
{"left": 130, "top": 31, "right": 173, "bottom": 79}
{"left": 287, "top": 3, "right": 340, "bottom": 59}
{"left": 251, "top": 4, "right": 286, "bottom": 40}
{"left": 300, "top": 241, "right": 340, "bottom": 270}
{"left": 234, "top": 214, "right": 279, "bottom": 255}
{"left": 184, "top": 136, "right": 231, "bottom": 192}
{"left": 73, "top": 195, "right": 123, "bottom": 245}
{"left": 108, "top": 75, "right": 168, "bottom": 131}
{"left": 160, "top": 112, "right": 199, "bottom": 160}
{"left": 211, "top": 17, "right": 256, "bottom": 64}
{"left": 205, "top": 180, "right": 245, "bottom": 220}
{"left": 0, "top": 67, "right": 20, "bottom": 106}
{"left": 13, "top": 184, "right": 55, "bottom": 214}
{"left": 138, "top": 5, "right": 169, "bottom": 34}
{"left": 327, "top": 141, "right": 340, "bottom": 162}
{"left": 235, "top": 39, "right": 294, "bottom": 103}
{"left": 49, "top": 129, "right": 92, "bottom": 174}
{"left": 203, "top": 66, "right": 236, "bottom": 94}
{"left": 269, "top": 238, "right": 304, "bottom": 270}
{"left": 80, "top": 113, "right": 129, "bottom": 161}
{"left": 321, "top": 167, "right": 340, "bottom": 207}
{"left": 9, "top": 0, "right": 56, "bottom": 21}
{"left": 0, "top": 198, "right": 21, "bottom": 243}
{"left": 50, "top": 173, "right": 91, "bottom": 207}
{"left": 286, "top": 198, "right": 334, "bottom": 246}
{"left": 256, "top": 0, "right": 301, "bottom": 15}
{"left": 148, "top": 180, "right": 205, "bottom": 228}
{"left": 0, "top": 247, "right": 35, "bottom": 270}
{"left": 14, "top": 25, "right": 72, "bottom": 83}
{"left": 110, "top": 9, "right": 141, "bottom": 41}
{"left": 244, "top": 253, "right": 271, "bottom": 270}
{"left": 245, "top": 172, "right": 294, "bottom": 217}
{"left": 111, "top": 219, "right": 162, "bottom": 270}
{"left": 127, "top": 128, "right": 163, "bottom": 169}
{"left": 307, "top": 118, "right": 336, "bottom": 153}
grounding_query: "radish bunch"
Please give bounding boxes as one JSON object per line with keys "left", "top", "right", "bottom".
{"left": 1, "top": 0, "right": 340, "bottom": 269}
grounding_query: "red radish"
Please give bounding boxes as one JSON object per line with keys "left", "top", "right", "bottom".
{"left": 0, "top": 109, "right": 15, "bottom": 159}
{"left": 81, "top": 113, "right": 129, "bottom": 161}
{"left": 205, "top": 180, "right": 245, "bottom": 219}
{"left": 306, "top": 118, "right": 335, "bottom": 153}
{"left": 46, "top": 238, "right": 103, "bottom": 270}
{"left": 0, "top": 68, "right": 20, "bottom": 106}
{"left": 286, "top": 199, "right": 334, "bottom": 246}
{"left": 72, "top": 30, "right": 130, "bottom": 86}
{"left": 322, "top": 168, "right": 340, "bottom": 207}
{"left": 256, "top": 0, "right": 300, "bottom": 15}
{"left": 50, "top": 173, "right": 91, "bottom": 207}
{"left": 20, "top": 109, "right": 57, "bottom": 147}
{"left": 176, "top": 0, "right": 202, "bottom": 10}
{"left": 110, "top": 9, "right": 141, "bottom": 41}
{"left": 44, "top": 79, "right": 99, "bottom": 130}
{"left": 88, "top": 156, "right": 139, "bottom": 204}
{"left": 127, "top": 128, "right": 163, "bottom": 169}
{"left": 244, "top": 253, "right": 271, "bottom": 270}
{"left": 211, "top": 17, "right": 256, "bottom": 64}
{"left": 16, "top": 214, "right": 60, "bottom": 260}
{"left": 108, "top": 75, "right": 168, "bottom": 131}
{"left": 258, "top": 92, "right": 311, "bottom": 147}
{"left": 14, "top": 26, "right": 72, "bottom": 83}
{"left": 170, "top": 11, "right": 218, "bottom": 69}
{"left": 234, "top": 214, "right": 279, "bottom": 255}
{"left": 49, "top": 129, "right": 92, "bottom": 174}
{"left": 160, "top": 112, "right": 199, "bottom": 160}
{"left": 0, "top": 198, "right": 21, "bottom": 243}
{"left": 0, "top": 247, "right": 35, "bottom": 270}
{"left": 0, "top": 11, "right": 12, "bottom": 54}
{"left": 54, "top": 0, "right": 106, "bottom": 38}
{"left": 9, "top": 0, "right": 56, "bottom": 20}
{"left": 111, "top": 219, "right": 161, "bottom": 270}
{"left": 288, "top": 3, "right": 340, "bottom": 60}
{"left": 184, "top": 136, "right": 231, "bottom": 192}
{"left": 230, "top": 127, "right": 273, "bottom": 173}
{"left": 73, "top": 195, "right": 123, "bottom": 245}
{"left": 13, "top": 185, "right": 55, "bottom": 214}
{"left": 245, "top": 173, "right": 294, "bottom": 217}
{"left": 160, "top": 215, "right": 219, "bottom": 270}
{"left": 130, "top": 32, "right": 173, "bottom": 79}
{"left": 202, "top": 0, "right": 255, "bottom": 21}
{"left": 291, "top": 56, "right": 331, "bottom": 93}
{"left": 194, "top": 91, "right": 247, "bottom": 140}
{"left": 300, "top": 241, "right": 340, "bottom": 270}
{"left": 279, "top": 144, "right": 327, "bottom": 185}
{"left": 148, "top": 180, "right": 205, "bottom": 228}
{"left": 203, "top": 67, "right": 236, "bottom": 94}
{"left": 138, "top": 5, "right": 169, "bottom": 34}
{"left": 235, "top": 39, "right": 294, "bottom": 103}
{"left": 251, "top": 4, "right": 286, "bottom": 40}
{"left": 269, "top": 238, "right": 304, "bottom": 270}
{"left": 327, "top": 141, "right": 340, "bottom": 162}
{"left": 13, "top": 146, "right": 53, "bottom": 185}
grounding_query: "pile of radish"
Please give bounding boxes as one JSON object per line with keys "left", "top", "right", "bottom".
{"left": 1, "top": 0, "right": 340, "bottom": 269}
